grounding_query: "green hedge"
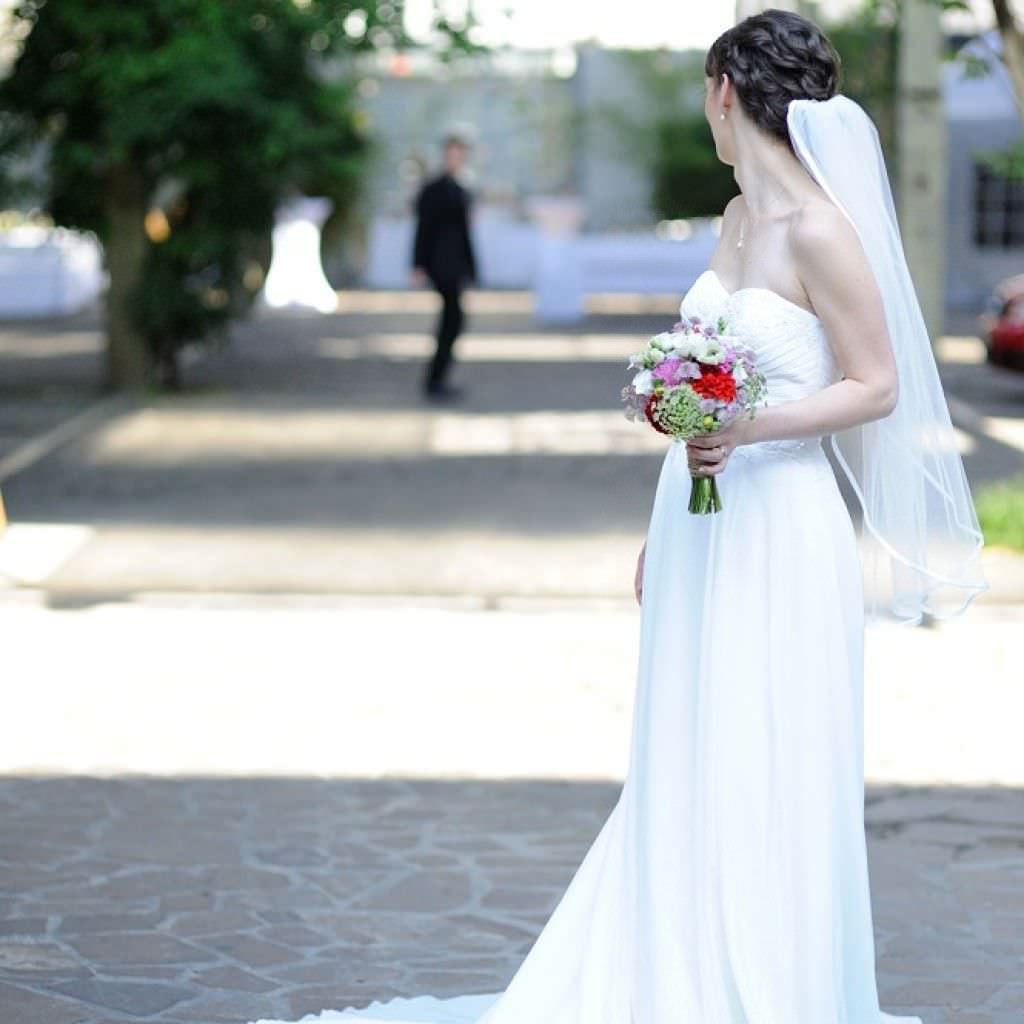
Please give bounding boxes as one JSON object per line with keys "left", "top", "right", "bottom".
{"left": 977, "top": 476, "right": 1024, "bottom": 552}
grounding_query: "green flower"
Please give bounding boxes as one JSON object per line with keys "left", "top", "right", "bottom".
{"left": 651, "top": 386, "right": 704, "bottom": 437}
{"left": 743, "top": 371, "right": 768, "bottom": 408}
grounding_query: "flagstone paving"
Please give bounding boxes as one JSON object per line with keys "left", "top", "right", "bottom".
{"left": 1, "top": 777, "right": 1023, "bottom": 1024}
{"left": 1, "top": 298, "right": 1022, "bottom": 1024}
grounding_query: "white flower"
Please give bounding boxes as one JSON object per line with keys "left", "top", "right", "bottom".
{"left": 688, "top": 335, "right": 710, "bottom": 362}
{"left": 672, "top": 334, "right": 698, "bottom": 359}
{"left": 732, "top": 362, "right": 748, "bottom": 383}
{"left": 649, "top": 348, "right": 667, "bottom": 365}
{"left": 632, "top": 369, "right": 655, "bottom": 395}
{"left": 651, "top": 332, "right": 676, "bottom": 352}
{"left": 700, "top": 339, "right": 725, "bottom": 365}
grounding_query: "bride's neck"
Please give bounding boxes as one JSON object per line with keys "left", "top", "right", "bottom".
{"left": 732, "top": 128, "right": 818, "bottom": 219}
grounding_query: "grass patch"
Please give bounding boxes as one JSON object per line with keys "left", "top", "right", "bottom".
{"left": 977, "top": 476, "right": 1024, "bottom": 552}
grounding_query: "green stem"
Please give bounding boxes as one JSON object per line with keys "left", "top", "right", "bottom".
{"left": 688, "top": 475, "right": 723, "bottom": 515}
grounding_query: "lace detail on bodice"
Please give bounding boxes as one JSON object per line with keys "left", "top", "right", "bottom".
{"left": 672, "top": 270, "right": 839, "bottom": 468}
{"left": 680, "top": 270, "right": 839, "bottom": 407}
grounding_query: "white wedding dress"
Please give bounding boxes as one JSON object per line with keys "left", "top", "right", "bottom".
{"left": 252, "top": 268, "right": 922, "bottom": 1024}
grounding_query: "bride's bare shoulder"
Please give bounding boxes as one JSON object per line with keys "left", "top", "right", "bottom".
{"left": 789, "top": 197, "right": 883, "bottom": 316}
{"left": 790, "top": 198, "right": 861, "bottom": 264}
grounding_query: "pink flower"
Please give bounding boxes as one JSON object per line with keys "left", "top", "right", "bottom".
{"left": 652, "top": 356, "right": 685, "bottom": 386}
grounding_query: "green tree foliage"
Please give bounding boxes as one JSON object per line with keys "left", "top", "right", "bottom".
{"left": 956, "top": 0, "right": 1024, "bottom": 184}
{"left": 0, "top": 0, "right": 409, "bottom": 389}
{"left": 596, "top": 51, "right": 737, "bottom": 222}
{"left": 648, "top": 112, "right": 738, "bottom": 220}
{"left": 599, "top": 0, "right": 976, "bottom": 223}
{"left": 826, "top": 6, "right": 900, "bottom": 157}
{"left": 600, "top": 7, "right": 902, "bottom": 226}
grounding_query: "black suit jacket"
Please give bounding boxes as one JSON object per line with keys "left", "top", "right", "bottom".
{"left": 412, "top": 173, "right": 477, "bottom": 290}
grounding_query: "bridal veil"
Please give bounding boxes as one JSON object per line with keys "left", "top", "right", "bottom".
{"left": 786, "top": 94, "right": 987, "bottom": 624}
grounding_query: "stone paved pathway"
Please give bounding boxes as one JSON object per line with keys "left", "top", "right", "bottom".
{"left": 1, "top": 297, "right": 1022, "bottom": 1024}
{"left": 2, "top": 777, "right": 1023, "bottom": 1024}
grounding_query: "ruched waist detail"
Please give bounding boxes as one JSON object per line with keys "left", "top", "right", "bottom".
{"left": 672, "top": 437, "right": 827, "bottom": 466}
{"left": 729, "top": 437, "right": 827, "bottom": 465}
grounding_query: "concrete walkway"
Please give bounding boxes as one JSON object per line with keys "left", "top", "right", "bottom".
{"left": 1, "top": 296, "right": 1021, "bottom": 602}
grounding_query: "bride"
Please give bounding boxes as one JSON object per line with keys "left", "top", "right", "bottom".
{"left": 253, "top": 9, "right": 986, "bottom": 1024}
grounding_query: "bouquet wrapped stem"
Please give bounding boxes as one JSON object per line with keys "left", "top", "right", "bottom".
{"left": 688, "top": 475, "right": 722, "bottom": 515}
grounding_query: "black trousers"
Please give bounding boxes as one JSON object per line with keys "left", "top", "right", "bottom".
{"left": 424, "top": 281, "right": 465, "bottom": 393}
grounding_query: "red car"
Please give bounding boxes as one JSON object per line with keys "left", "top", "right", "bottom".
{"left": 979, "top": 273, "right": 1024, "bottom": 370}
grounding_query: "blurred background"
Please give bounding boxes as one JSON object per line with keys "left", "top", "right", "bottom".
{"left": 0, "top": 2, "right": 1022, "bottom": 1023}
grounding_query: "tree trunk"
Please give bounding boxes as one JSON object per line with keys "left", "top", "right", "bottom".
{"left": 993, "top": 0, "right": 1024, "bottom": 116}
{"left": 154, "top": 334, "right": 181, "bottom": 391}
{"left": 897, "top": 0, "right": 947, "bottom": 341}
{"left": 104, "top": 161, "right": 149, "bottom": 390}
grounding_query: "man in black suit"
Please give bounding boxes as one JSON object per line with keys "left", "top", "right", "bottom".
{"left": 411, "top": 134, "right": 478, "bottom": 401}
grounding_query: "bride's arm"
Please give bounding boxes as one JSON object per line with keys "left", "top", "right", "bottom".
{"left": 689, "top": 203, "right": 898, "bottom": 472}
{"left": 761, "top": 204, "right": 897, "bottom": 429}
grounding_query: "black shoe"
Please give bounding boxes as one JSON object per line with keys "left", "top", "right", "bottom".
{"left": 424, "top": 383, "right": 465, "bottom": 403}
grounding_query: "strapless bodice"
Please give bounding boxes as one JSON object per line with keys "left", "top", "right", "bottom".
{"left": 680, "top": 270, "right": 839, "bottom": 405}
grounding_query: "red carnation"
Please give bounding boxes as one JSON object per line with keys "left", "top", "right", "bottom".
{"left": 692, "top": 370, "right": 737, "bottom": 404}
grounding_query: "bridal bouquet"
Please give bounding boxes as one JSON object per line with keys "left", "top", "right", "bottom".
{"left": 621, "top": 314, "right": 767, "bottom": 514}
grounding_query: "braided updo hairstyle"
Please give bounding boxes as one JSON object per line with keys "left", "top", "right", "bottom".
{"left": 704, "top": 9, "right": 841, "bottom": 148}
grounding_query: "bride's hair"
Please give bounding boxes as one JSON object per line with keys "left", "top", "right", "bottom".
{"left": 705, "top": 9, "right": 841, "bottom": 147}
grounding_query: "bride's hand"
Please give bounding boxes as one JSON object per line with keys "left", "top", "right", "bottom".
{"left": 686, "top": 418, "right": 754, "bottom": 476}
{"left": 634, "top": 543, "right": 646, "bottom": 606}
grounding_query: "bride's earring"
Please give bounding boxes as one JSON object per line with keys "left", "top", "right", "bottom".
{"left": 720, "top": 113, "right": 726, "bottom": 121}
